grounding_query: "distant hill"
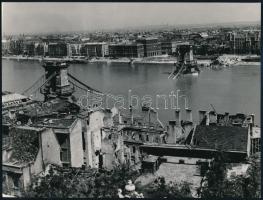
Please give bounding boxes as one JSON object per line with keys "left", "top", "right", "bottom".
{"left": 78, "top": 21, "right": 260, "bottom": 33}
{"left": 116, "top": 21, "right": 260, "bottom": 31}
{"left": 3, "top": 21, "right": 260, "bottom": 36}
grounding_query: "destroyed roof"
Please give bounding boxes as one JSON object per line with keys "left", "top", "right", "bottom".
{"left": 4, "top": 126, "right": 41, "bottom": 165}
{"left": 33, "top": 118, "right": 78, "bottom": 129}
{"left": 2, "top": 93, "right": 29, "bottom": 103}
{"left": 78, "top": 110, "right": 91, "bottom": 118}
{"left": 3, "top": 159, "right": 30, "bottom": 169}
{"left": 15, "top": 125, "right": 45, "bottom": 132}
{"left": 193, "top": 125, "right": 248, "bottom": 152}
{"left": 21, "top": 98, "right": 80, "bottom": 118}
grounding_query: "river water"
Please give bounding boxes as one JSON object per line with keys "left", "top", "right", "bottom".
{"left": 2, "top": 59, "right": 261, "bottom": 126}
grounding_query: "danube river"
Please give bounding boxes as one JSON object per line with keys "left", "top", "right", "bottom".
{"left": 2, "top": 59, "right": 260, "bottom": 125}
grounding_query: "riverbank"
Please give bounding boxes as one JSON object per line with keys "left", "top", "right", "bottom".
{"left": 2, "top": 54, "right": 260, "bottom": 66}
{"left": 77, "top": 55, "right": 178, "bottom": 65}
{"left": 2, "top": 55, "right": 43, "bottom": 61}
{"left": 2, "top": 55, "right": 178, "bottom": 65}
{"left": 213, "top": 54, "right": 260, "bottom": 67}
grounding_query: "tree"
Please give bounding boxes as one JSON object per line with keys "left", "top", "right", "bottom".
{"left": 144, "top": 176, "right": 192, "bottom": 198}
{"left": 199, "top": 152, "right": 227, "bottom": 198}
{"left": 245, "top": 153, "right": 261, "bottom": 198}
{"left": 224, "top": 154, "right": 261, "bottom": 198}
{"left": 199, "top": 152, "right": 261, "bottom": 198}
{"left": 24, "top": 163, "right": 140, "bottom": 198}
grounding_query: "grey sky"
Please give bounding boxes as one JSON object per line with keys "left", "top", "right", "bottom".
{"left": 2, "top": 3, "right": 261, "bottom": 34}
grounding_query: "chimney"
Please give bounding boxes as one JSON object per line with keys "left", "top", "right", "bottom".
{"left": 167, "top": 120, "right": 177, "bottom": 144}
{"left": 185, "top": 109, "right": 193, "bottom": 122}
{"left": 175, "top": 110, "right": 181, "bottom": 126}
{"left": 205, "top": 112, "right": 210, "bottom": 126}
{"left": 224, "top": 112, "right": 229, "bottom": 124}
{"left": 247, "top": 114, "right": 255, "bottom": 136}
{"left": 129, "top": 105, "right": 133, "bottom": 125}
{"left": 198, "top": 110, "right": 206, "bottom": 125}
{"left": 209, "top": 111, "right": 217, "bottom": 125}
{"left": 250, "top": 114, "right": 255, "bottom": 127}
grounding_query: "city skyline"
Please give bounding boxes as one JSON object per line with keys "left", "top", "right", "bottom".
{"left": 2, "top": 3, "right": 261, "bottom": 34}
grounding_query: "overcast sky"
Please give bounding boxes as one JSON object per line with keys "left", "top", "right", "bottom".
{"left": 2, "top": 3, "right": 261, "bottom": 34}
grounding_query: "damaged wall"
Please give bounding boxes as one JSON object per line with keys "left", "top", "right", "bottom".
{"left": 41, "top": 128, "right": 61, "bottom": 167}
{"left": 69, "top": 119, "right": 84, "bottom": 167}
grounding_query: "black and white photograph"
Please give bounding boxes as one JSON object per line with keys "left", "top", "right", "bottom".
{"left": 1, "top": 2, "right": 261, "bottom": 198}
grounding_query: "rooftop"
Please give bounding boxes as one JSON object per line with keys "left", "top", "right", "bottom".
{"left": 193, "top": 125, "right": 249, "bottom": 152}
{"left": 122, "top": 126, "right": 164, "bottom": 134}
{"left": 2, "top": 93, "right": 29, "bottom": 103}
{"left": 33, "top": 117, "right": 77, "bottom": 129}
{"left": 20, "top": 98, "right": 80, "bottom": 118}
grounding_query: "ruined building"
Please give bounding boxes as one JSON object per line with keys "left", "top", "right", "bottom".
{"left": 2, "top": 60, "right": 167, "bottom": 196}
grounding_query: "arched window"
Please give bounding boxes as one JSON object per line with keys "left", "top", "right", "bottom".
{"left": 146, "top": 134, "right": 149, "bottom": 142}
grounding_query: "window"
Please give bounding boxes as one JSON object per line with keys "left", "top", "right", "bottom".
{"left": 131, "top": 132, "right": 136, "bottom": 140}
{"left": 133, "top": 146, "right": 136, "bottom": 154}
{"left": 99, "top": 154, "right": 103, "bottom": 169}
{"left": 131, "top": 156, "right": 135, "bottom": 164}
{"left": 193, "top": 138, "right": 197, "bottom": 145}
{"left": 13, "top": 175, "right": 20, "bottom": 188}
{"left": 82, "top": 132, "right": 86, "bottom": 151}
{"left": 251, "top": 138, "right": 261, "bottom": 154}
{"left": 179, "top": 159, "right": 185, "bottom": 164}
{"left": 57, "top": 134, "right": 70, "bottom": 163}
{"left": 139, "top": 134, "right": 142, "bottom": 141}
{"left": 146, "top": 134, "right": 149, "bottom": 142}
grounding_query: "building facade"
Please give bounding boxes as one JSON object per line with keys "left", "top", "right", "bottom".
{"left": 229, "top": 31, "right": 261, "bottom": 54}
{"left": 34, "top": 42, "right": 45, "bottom": 56}
{"left": 23, "top": 41, "right": 36, "bottom": 56}
{"left": 67, "top": 43, "right": 82, "bottom": 57}
{"left": 136, "top": 37, "right": 162, "bottom": 57}
{"left": 47, "top": 42, "right": 68, "bottom": 57}
{"left": 84, "top": 42, "right": 109, "bottom": 57}
{"left": 2, "top": 117, "right": 85, "bottom": 196}
{"left": 161, "top": 41, "right": 178, "bottom": 55}
{"left": 2, "top": 39, "right": 11, "bottom": 55}
{"left": 109, "top": 43, "right": 144, "bottom": 58}
{"left": 10, "top": 40, "right": 24, "bottom": 55}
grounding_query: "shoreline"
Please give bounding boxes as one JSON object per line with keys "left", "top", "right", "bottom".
{"left": 2, "top": 56, "right": 178, "bottom": 65}
{"left": 2, "top": 55, "right": 260, "bottom": 66}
